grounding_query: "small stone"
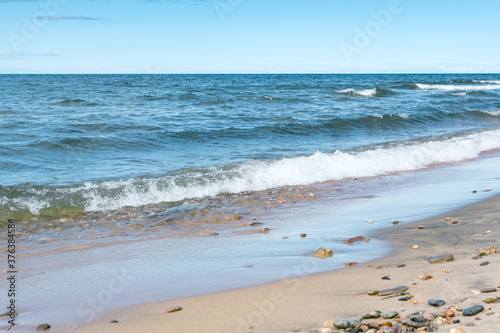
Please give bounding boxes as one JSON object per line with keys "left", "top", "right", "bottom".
{"left": 333, "top": 319, "right": 361, "bottom": 329}
{"left": 441, "top": 269, "right": 452, "bottom": 273}
{"left": 378, "top": 321, "right": 393, "bottom": 328}
{"left": 167, "top": 306, "right": 183, "bottom": 313}
{"left": 345, "top": 262, "right": 358, "bottom": 267}
{"left": 451, "top": 221, "right": 459, "bottom": 224}
{"left": 428, "top": 299, "right": 445, "bottom": 307}
{"left": 417, "top": 226, "right": 426, "bottom": 229}
{"left": 470, "top": 289, "right": 480, "bottom": 294}
{"left": 479, "top": 261, "right": 489, "bottom": 266}
{"left": 425, "top": 253, "right": 453, "bottom": 264}
{"left": 110, "top": 320, "right": 119, "bottom": 323}
{"left": 444, "top": 217, "right": 452, "bottom": 220}
{"left": 399, "top": 296, "right": 412, "bottom": 301}
{"left": 412, "top": 245, "right": 420, "bottom": 249}
{"left": 362, "top": 310, "right": 382, "bottom": 319}
{"left": 483, "top": 296, "right": 500, "bottom": 303}
{"left": 480, "top": 287, "right": 497, "bottom": 293}
{"left": 378, "top": 285, "right": 409, "bottom": 296}
{"left": 318, "top": 328, "right": 331, "bottom": 333}
{"left": 37, "top": 324, "right": 51, "bottom": 331}
{"left": 345, "top": 236, "right": 364, "bottom": 245}
{"left": 382, "top": 275, "right": 391, "bottom": 280}
{"left": 259, "top": 228, "right": 270, "bottom": 233}
{"left": 312, "top": 248, "right": 334, "bottom": 259}
{"left": 452, "top": 319, "right": 460, "bottom": 324}
{"left": 300, "top": 233, "right": 307, "bottom": 238}
{"left": 449, "top": 329, "right": 465, "bottom": 333}
{"left": 421, "top": 274, "right": 434, "bottom": 281}
{"left": 393, "top": 221, "right": 399, "bottom": 225}
{"left": 383, "top": 310, "right": 399, "bottom": 319}
{"left": 407, "top": 311, "right": 425, "bottom": 321}
{"left": 323, "top": 321, "right": 333, "bottom": 326}
{"left": 462, "top": 304, "right": 484, "bottom": 316}
{"left": 397, "top": 264, "right": 406, "bottom": 268}
{"left": 487, "top": 312, "right": 495, "bottom": 316}
{"left": 367, "top": 289, "right": 379, "bottom": 296}
{"left": 368, "top": 220, "right": 374, "bottom": 223}
{"left": 445, "top": 310, "right": 455, "bottom": 317}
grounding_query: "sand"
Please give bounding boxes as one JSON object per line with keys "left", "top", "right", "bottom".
{"left": 74, "top": 194, "right": 500, "bottom": 333}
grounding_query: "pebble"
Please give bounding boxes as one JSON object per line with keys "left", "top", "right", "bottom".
{"left": 378, "top": 285, "right": 409, "bottom": 296}
{"left": 110, "top": 320, "right": 119, "bottom": 323}
{"left": 449, "top": 329, "right": 465, "bottom": 333}
{"left": 480, "top": 287, "right": 497, "bottom": 293}
{"left": 483, "top": 296, "right": 500, "bottom": 303}
{"left": 425, "top": 253, "right": 453, "bottom": 264}
{"left": 417, "top": 225, "right": 426, "bottom": 229}
{"left": 300, "top": 233, "right": 307, "bottom": 238}
{"left": 345, "top": 236, "right": 364, "bottom": 245}
{"left": 36, "top": 324, "right": 51, "bottom": 331}
{"left": 462, "top": 304, "right": 484, "bottom": 316}
{"left": 167, "top": 306, "right": 183, "bottom": 313}
{"left": 479, "top": 261, "right": 489, "bottom": 266}
{"left": 368, "top": 220, "right": 374, "bottom": 223}
{"left": 312, "top": 248, "right": 334, "bottom": 259}
{"left": 412, "top": 245, "right": 420, "bottom": 249}
{"left": 382, "top": 275, "right": 391, "bottom": 280}
{"left": 333, "top": 318, "right": 361, "bottom": 329}
{"left": 383, "top": 311, "right": 399, "bottom": 319}
{"left": 362, "top": 311, "right": 382, "bottom": 319}
{"left": 367, "top": 289, "right": 379, "bottom": 295}
{"left": 398, "top": 296, "right": 412, "bottom": 301}
{"left": 259, "top": 228, "right": 270, "bottom": 233}
{"left": 421, "top": 274, "right": 434, "bottom": 281}
{"left": 393, "top": 221, "right": 399, "bottom": 225}
{"left": 345, "top": 262, "right": 358, "bottom": 267}
{"left": 428, "top": 299, "right": 445, "bottom": 307}
{"left": 397, "top": 264, "right": 405, "bottom": 268}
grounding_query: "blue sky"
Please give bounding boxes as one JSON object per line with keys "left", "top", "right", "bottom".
{"left": 0, "top": 0, "right": 499, "bottom": 73}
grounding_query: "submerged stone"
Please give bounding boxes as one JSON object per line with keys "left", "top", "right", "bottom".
{"left": 424, "top": 253, "right": 453, "bottom": 264}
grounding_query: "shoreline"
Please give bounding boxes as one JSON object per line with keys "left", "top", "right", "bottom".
{"left": 73, "top": 192, "right": 500, "bottom": 333}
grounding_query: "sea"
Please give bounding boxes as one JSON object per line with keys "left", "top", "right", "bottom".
{"left": 1, "top": 74, "right": 500, "bottom": 330}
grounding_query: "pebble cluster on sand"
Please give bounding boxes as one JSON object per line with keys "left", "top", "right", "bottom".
{"left": 300, "top": 244, "right": 499, "bottom": 333}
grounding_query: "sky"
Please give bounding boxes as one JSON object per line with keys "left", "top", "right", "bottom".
{"left": 0, "top": 0, "right": 499, "bottom": 74}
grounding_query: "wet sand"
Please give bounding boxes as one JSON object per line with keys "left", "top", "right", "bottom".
{"left": 74, "top": 193, "right": 500, "bottom": 333}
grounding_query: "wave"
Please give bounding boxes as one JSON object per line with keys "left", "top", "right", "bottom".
{"left": 474, "top": 80, "right": 500, "bottom": 84}
{"left": 50, "top": 98, "right": 99, "bottom": 106}
{"left": 335, "top": 87, "right": 395, "bottom": 97}
{"left": 3, "top": 128, "right": 500, "bottom": 217}
{"left": 477, "top": 110, "right": 500, "bottom": 117}
{"left": 415, "top": 83, "right": 500, "bottom": 91}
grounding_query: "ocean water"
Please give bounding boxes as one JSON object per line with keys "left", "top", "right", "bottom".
{"left": 2, "top": 74, "right": 500, "bottom": 330}
{"left": 1, "top": 74, "right": 500, "bottom": 220}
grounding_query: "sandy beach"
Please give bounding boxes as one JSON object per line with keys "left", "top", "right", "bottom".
{"left": 73, "top": 192, "right": 500, "bottom": 333}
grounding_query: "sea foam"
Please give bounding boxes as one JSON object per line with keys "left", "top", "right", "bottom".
{"left": 7, "top": 128, "right": 500, "bottom": 214}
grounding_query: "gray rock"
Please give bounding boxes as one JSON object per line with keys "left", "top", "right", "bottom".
{"left": 378, "top": 285, "right": 409, "bottom": 296}
{"left": 463, "top": 304, "right": 484, "bottom": 316}
{"left": 428, "top": 299, "right": 445, "bottom": 307}
{"left": 333, "top": 318, "right": 361, "bottom": 329}
{"left": 383, "top": 310, "right": 399, "bottom": 319}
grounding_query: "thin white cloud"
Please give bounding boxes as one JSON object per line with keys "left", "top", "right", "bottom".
{"left": 36, "top": 15, "right": 100, "bottom": 20}
{"left": 0, "top": 52, "right": 60, "bottom": 58}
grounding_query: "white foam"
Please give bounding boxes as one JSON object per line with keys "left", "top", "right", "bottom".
{"left": 80, "top": 128, "right": 500, "bottom": 212}
{"left": 479, "top": 110, "right": 500, "bottom": 117}
{"left": 336, "top": 88, "right": 377, "bottom": 97}
{"left": 9, "top": 129, "right": 500, "bottom": 214}
{"left": 474, "top": 80, "right": 500, "bottom": 84}
{"left": 450, "top": 92, "right": 467, "bottom": 96}
{"left": 416, "top": 83, "right": 500, "bottom": 91}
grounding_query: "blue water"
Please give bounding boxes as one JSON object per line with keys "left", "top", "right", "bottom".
{"left": 1, "top": 74, "right": 500, "bottom": 217}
